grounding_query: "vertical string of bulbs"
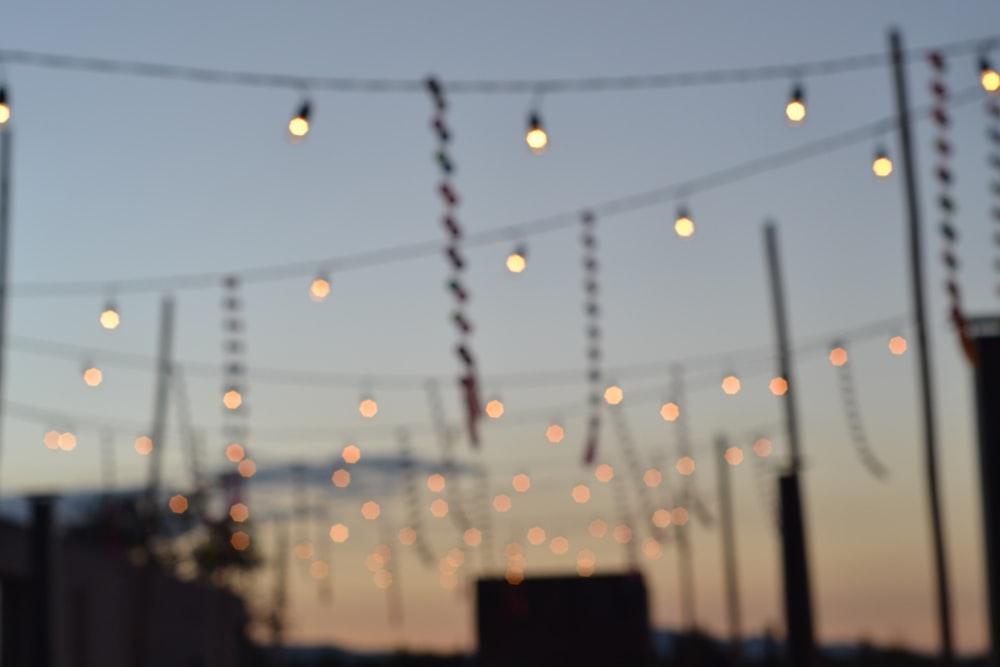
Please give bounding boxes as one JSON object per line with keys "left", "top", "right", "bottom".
{"left": 829, "top": 340, "right": 888, "bottom": 479}
{"left": 984, "top": 56, "right": 1000, "bottom": 300}
{"left": 928, "top": 52, "right": 977, "bottom": 364}
{"left": 427, "top": 76, "right": 481, "bottom": 448}
{"left": 220, "top": 275, "right": 252, "bottom": 550}
{"left": 580, "top": 210, "right": 602, "bottom": 465}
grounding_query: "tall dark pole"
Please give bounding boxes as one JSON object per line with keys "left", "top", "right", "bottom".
{"left": 715, "top": 434, "right": 744, "bottom": 667}
{"left": 0, "top": 127, "right": 12, "bottom": 495}
{"left": 763, "top": 221, "right": 816, "bottom": 667}
{"left": 889, "top": 28, "right": 954, "bottom": 665}
{"left": 144, "top": 294, "right": 175, "bottom": 516}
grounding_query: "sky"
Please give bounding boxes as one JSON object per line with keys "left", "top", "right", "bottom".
{"left": 2, "top": 0, "right": 1000, "bottom": 656}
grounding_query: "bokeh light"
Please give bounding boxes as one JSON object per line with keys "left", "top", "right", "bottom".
{"left": 100, "top": 307, "right": 120, "bottom": 330}
{"left": 223, "top": 390, "right": 243, "bottom": 410}
{"left": 571, "top": 484, "right": 591, "bottom": 504}
{"left": 722, "top": 375, "right": 741, "bottom": 395}
{"left": 652, "top": 509, "right": 672, "bottom": 528}
{"left": 83, "top": 366, "right": 103, "bottom": 387}
{"left": 238, "top": 459, "right": 257, "bottom": 477}
{"left": 310, "top": 561, "right": 330, "bottom": 580}
{"left": 492, "top": 494, "right": 512, "bottom": 512}
{"left": 43, "top": 430, "right": 60, "bottom": 450}
{"left": 169, "top": 495, "right": 188, "bottom": 514}
{"left": 546, "top": 423, "right": 565, "bottom": 443}
{"left": 588, "top": 519, "right": 608, "bottom": 538}
{"left": 674, "top": 211, "right": 695, "bottom": 238}
{"left": 889, "top": 335, "right": 908, "bottom": 355}
{"left": 231, "top": 531, "right": 250, "bottom": 551}
{"left": 57, "top": 432, "right": 77, "bottom": 452}
{"left": 672, "top": 507, "right": 690, "bottom": 526}
{"left": 332, "top": 468, "right": 351, "bottom": 487}
{"left": 506, "top": 250, "right": 527, "bottom": 273}
{"left": 464, "top": 528, "right": 483, "bottom": 547}
{"left": 398, "top": 527, "right": 417, "bottom": 546}
{"left": 229, "top": 503, "right": 249, "bottom": 522}
{"left": 603, "top": 385, "right": 624, "bottom": 405}
{"left": 225, "top": 443, "right": 245, "bottom": 462}
{"left": 643, "top": 468, "right": 662, "bottom": 488}
{"left": 829, "top": 346, "right": 849, "bottom": 367}
{"left": 754, "top": 438, "right": 773, "bottom": 457}
{"left": 550, "top": 536, "right": 569, "bottom": 555}
{"left": 134, "top": 436, "right": 153, "bottom": 456}
{"left": 676, "top": 456, "right": 695, "bottom": 476}
{"left": 660, "top": 402, "right": 680, "bottom": 421}
{"left": 427, "top": 473, "right": 446, "bottom": 492}
{"left": 342, "top": 444, "right": 361, "bottom": 464}
{"left": 358, "top": 398, "right": 378, "bottom": 419}
{"left": 643, "top": 538, "right": 663, "bottom": 559}
{"left": 309, "top": 276, "right": 331, "bottom": 302}
{"left": 725, "top": 447, "right": 745, "bottom": 466}
{"left": 527, "top": 526, "right": 546, "bottom": 546}
{"left": 294, "top": 542, "right": 315, "bottom": 559}
{"left": 613, "top": 524, "right": 633, "bottom": 544}
{"left": 361, "top": 500, "right": 381, "bottom": 520}
{"left": 485, "top": 398, "right": 505, "bottom": 419}
{"left": 595, "top": 464, "right": 614, "bottom": 483}
{"left": 329, "top": 524, "right": 349, "bottom": 543}
{"left": 512, "top": 473, "right": 531, "bottom": 493}
{"left": 430, "top": 499, "right": 449, "bottom": 518}
{"left": 872, "top": 152, "right": 894, "bottom": 178}
{"left": 769, "top": 377, "right": 789, "bottom": 396}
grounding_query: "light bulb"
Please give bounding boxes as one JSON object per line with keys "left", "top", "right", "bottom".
{"left": 785, "top": 84, "right": 806, "bottom": 125}
{"left": 358, "top": 396, "right": 378, "bottom": 418}
{"left": 83, "top": 365, "right": 103, "bottom": 387}
{"left": 288, "top": 101, "right": 311, "bottom": 138}
{"left": 485, "top": 398, "right": 505, "bottom": 419}
{"left": 309, "top": 274, "right": 331, "bottom": 302}
{"left": 982, "top": 58, "right": 1000, "bottom": 94}
{"left": 506, "top": 245, "right": 527, "bottom": 273}
{"left": 100, "top": 303, "right": 120, "bottom": 330}
{"left": 603, "top": 384, "right": 623, "bottom": 405}
{"left": 872, "top": 148, "right": 893, "bottom": 178}
{"left": 721, "top": 374, "right": 741, "bottom": 395}
{"left": 223, "top": 389, "right": 243, "bottom": 410}
{"left": 0, "top": 87, "right": 9, "bottom": 125}
{"left": 674, "top": 207, "right": 695, "bottom": 238}
{"left": 525, "top": 112, "right": 548, "bottom": 154}
{"left": 889, "top": 335, "right": 908, "bottom": 356}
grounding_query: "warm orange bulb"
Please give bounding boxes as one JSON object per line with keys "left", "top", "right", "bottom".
{"left": 872, "top": 155, "right": 893, "bottom": 178}
{"left": 595, "top": 464, "right": 614, "bottom": 483}
{"left": 57, "top": 432, "right": 77, "bottom": 452}
{"left": 229, "top": 503, "right": 249, "bottom": 522}
{"left": 361, "top": 500, "right": 381, "bottom": 520}
{"left": 100, "top": 308, "right": 120, "bottom": 330}
{"left": 674, "top": 214, "right": 695, "bottom": 238}
{"left": 43, "top": 430, "right": 60, "bottom": 450}
{"left": 725, "top": 447, "right": 745, "bottom": 466}
{"left": 289, "top": 116, "right": 310, "bottom": 138}
{"left": 652, "top": 509, "right": 672, "bottom": 528}
{"left": 430, "top": 499, "right": 449, "bottom": 518}
{"left": 660, "top": 402, "right": 680, "bottom": 421}
{"left": 603, "top": 385, "right": 624, "bottom": 405}
{"left": 512, "top": 473, "right": 531, "bottom": 493}
{"left": 721, "top": 375, "right": 741, "bottom": 395}
{"left": 83, "top": 367, "right": 103, "bottom": 387}
{"left": 485, "top": 399, "right": 505, "bottom": 419}
{"left": 506, "top": 252, "right": 527, "bottom": 273}
{"left": 134, "top": 436, "right": 153, "bottom": 456}
{"left": 231, "top": 531, "right": 251, "bottom": 551}
{"left": 643, "top": 468, "right": 662, "bottom": 488}
{"left": 829, "top": 346, "right": 849, "bottom": 367}
{"left": 238, "top": 459, "right": 257, "bottom": 477}
{"left": 545, "top": 423, "right": 565, "bottom": 443}
{"left": 676, "top": 456, "right": 695, "bottom": 476}
{"left": 225, "top": 443, "right": 246, "bottom": 462}
{"left": 332, "top": 468, "right": 351, "bottom": 487}
{"left": 769, "top": 377, "right": 789, "bottom": 396}
{"left": 223, "top": 389, "right": 243, "bottom": 410}
{"left": 427, "top": 473, "right": 446, "bottom": 493}
{"left": 329, "top": 523, "right": 349, "bottom": 543}
{"left": 571, "top": 484, "right": 591, "bottom": 504}
{"left": 309, "top": 276, "right": 331, "bottom": 302}
{"left": 982, "top": 67, "right": 1000, "bottom": 94}
{"left": 169, "top": 494, "right": 188, "bottom": 514}
{"left": 358, "top": 398, "right": 378, "bottom": 418}
{"left": 342, "top": 444, "right": 361, "bottom": 464}
{"left": 889, "top": 335, "right": 908, "bottom": 355}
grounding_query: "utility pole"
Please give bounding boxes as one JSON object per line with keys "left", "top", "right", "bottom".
{"left": 763, "top": 221, "right": 816, "bottom": 667}
{"left": 888, "top": 28, "right": 955, "bottom": 665}
{"left": 0, "top": 125, "right": 12, "bottom": 495}
{"left": 715, "top": 433, "right": 744, "bottom": 667}
{"left": 970, "top": 316, "right": 1000, "bottom": 667}
{"left": 144, "top": 295, "right": 176, "bottom": 519}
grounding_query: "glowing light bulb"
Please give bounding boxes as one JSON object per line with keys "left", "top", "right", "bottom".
{"left": 754, "top": 438, "right": 773, "bottom": 457}
{"left": 725, "top": 447, "right": 744, "bottom": 466}
{"left": 43, "top": 430, "right": 60, "bottom": 450}
{"left": 721, "top": 374, "right": 741, "bottom": 395}
{"left": 829, "top": 346, "right": 849, "bottom": 367}
{"left": 785, "top": 84, "right": 806, "bottom": 124}
{"left": 982, "top": 58, "right": 1000, "bottom": 94}
{"left": 660, "top": 401, "right": 680, "bottom": 421}
{"left": 169, "top": 495, "right": 188, "bottom": 514}
{"left": 83, "top": 366, "right": 103, "bottom": 387}
{"left": 427, "top": 473, "right": 446, "bottom": 493}
{"left": 238, "top": 459, "right": 257, "bottom": 477}
{"left": 288, "top": 101, "right": 311, "bottom": 138}
{"left": 309, "top": 274, "right": 331, "bottom": 302}
{"left": 506, "top": 245, "right": 527, "bottom": 273}
{"left": 134, "top": 436, "right": 153, "bottom": 456}
{"left": 0, "top": 87, "right": 9, "bottom": 125}
{"left": 676, "top": 456, "right": 695, "bottom": 476}
{"left": 58, "top": 432, "right": 77, "bottom": 452}
{"left": 332, "top": 468, "right": 351, "bottom": 487}
{"left": 358, "top": 396, "right": 378, "bottom": 419}
{"left": 545, "top": 423, "right": 565, "bottom": 444}
{"left": 769, "top": 376, "right": 789, "bottom": 396}
{"left": 604, "top": 384, "right": 623, "bottom": 405}
{"left": 229, "top": 503, "right": 249, "bottom": 522}
{"left": 329, "top": 523, "right": 349, "bottom": 543}
{"left": 100, "top": 303, "right": 120, "bottom": 330}
{"left": 872, "top": 148, "right": 893, "bottom": 178}
{"left": 231, "top": 531, "right": 250, "bottom": 551}
{"left": 525, "top": 112, "right": 548, "bottom": 154}
{"left": 225, "top": 443, "right": 246, "bottom": 462}
{"left": 342, "top": 444, "right": 361, "bottom": 464}
{"left": 223, "top": 389, "right": 243, "bottom": 410}
{"left": 485, "top": 398, "right": 505, "bottom": 419}
{"left": 674, "top": 207, "right": 695, "bottom": 238}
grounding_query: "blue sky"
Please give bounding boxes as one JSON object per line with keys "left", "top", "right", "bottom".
{"left": 2, "top": 1, "right": 1000, "bottom": 655}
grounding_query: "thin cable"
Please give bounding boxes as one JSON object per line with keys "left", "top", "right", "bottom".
{"left": 0, "top": 35, "right": 996, "bottom": 94}
{"left": 10, "top": 88, "right": 983, "bottom": 300}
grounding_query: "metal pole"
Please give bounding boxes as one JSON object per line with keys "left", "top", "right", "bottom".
{"left": 763, "top": 221, "right": 816, "bottom": 666}
{"left": 715, "top": 434, "right": 744, "bottom": 667}
{"left": 0, "top": 128, "right": 12, "bottom": 494}
{"left": 889, "top": 28, "right": 954, "bottom": 665}
{"left": 144, "top": 295, "right": 176, "bottom": 518}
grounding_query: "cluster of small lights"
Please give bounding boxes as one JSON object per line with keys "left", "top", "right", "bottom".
{"left": 545, "top": 423, "right": 565, "bottom": 444}
{"left": 309, "top": 274, "right": 331, "bottom": 302}
{"left": 769, "top": 376, "right": 789, "bottom": 396}
{"left": 492, "top": 493, "right": 512, "bottom": 513}
{"left": 660, "top": 401, "right": 680, "bottom": 422}
{"left": 676, "top": 456, "right": 695, "bottom": 476}
{"left": 430, "top": 498, "right": 449, "bottom": 518}
{"left": 43, "top": 430, "right": 78, "bottom": 452}
{"left": 643, "top": 468, "right": 662, "bottom": 488}
{"left": 328, "top": 523, "right": 349, "bottom": 543}
{"left": 721, "top": 374, "right": 741, "bottom": 395}
{"left": 358, "top": 397, "right": 378, "bottom": 419}
{"left": 594, "top": 463, "right": 614, "bottom": 483}
{"left": 511, "top": 473, "right": 531, "bottom": 493}
{"left": 571, "top": 484, "right": 591, "bottom": 504}
{"left": 426, "top": 473, "right": 446, "bottom": 493}
{"left": 134, "top": 436, "right": 153, "bottom": 456}
{"left": 603, "top": 384, "right": 624, "bottom": 405}
{"left": 753, "top": 438, "right": 773, "bottom": 457}
{"left": 725, "top": 447, "right": 745, "bottom": 466}
{"left": 485, "top": 398, "right": 505, "bottom": 419}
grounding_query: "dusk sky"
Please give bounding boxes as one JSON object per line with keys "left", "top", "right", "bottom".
{"left": 2, "top": 2, "right": 1000, "bottom": 656}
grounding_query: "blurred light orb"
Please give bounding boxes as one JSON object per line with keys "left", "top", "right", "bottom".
{"left": 676, "top": 456, "right": 696, "bottom": 476}
{"left": 100, "top": 308, "right": 120, "bottom": 330}
{"left": 225, "top": 443, "right": 246, "bottom": 462}
{"left": 595, "top": 464, "right": 614, "bottom": 483}
{"left": 231, "top": 531, "right": 251, "bottom": 551}
{"left": 660, "top": 402, "right": 680, "bottom": 421}
{"left": 550, "top": 536, "right": 569, "bottom": 555}
{"left": 83, "top": 367, "right": 103, "bottom": 387}
{"left": 492, "top": 494, "right": 512, "bottom": 513}
{"left": 238, "top": 459, "right": 257, "bottom": 477}
{"left": 889, "top": 335, "right": 908, "bottom": 355}
{"left": 674, "top": 214, "right": 695, "bottom": 238}
{"left": 721, "top": 374, "right": 741, "bottom": 395}
{"left": 829, "top": 346, "right": 849, "bottom": 367}
{"left": 769, "top": 377, "right": 789, "bottom": 396}
{"left": 512, "top": 473, "right": 531, "bottom": 493}
{"left": 643, "top": 538, "right": 663, "bottom": 559}
{"left": 872, "top": 154, "right": 894, "bottom": 178}
{"left": 613, "top": 524, "right": 633, "bottom": 544}
{"left": 588, "top": 519, "right": 608, "bottom": 538}
{"left": 430, "top": 499, "right": 449, "bottom": 518}
{"left": 294, "top": 542, "right": 314, "bottom": 559}
{"left": 398, "top": 527, "right": 417, "bottom": 546}
{"left": 288, "top": 116, "right": 310, "bottom": 138}
{"left": 506, "top": 251, "right": 527, "bottom": 273}
{"left": 983, "top": 65, "right": 1000, "bottom": 93}
{"left": 464, "top": 528, "right": 483, "bottom": 547}
{"left": 361, "top": 500, "right": 381, "bottom": 520}
{"left": 309, "top": 276, "right": 331, "bottom": 302}
{"left": 571, "top": 484, "right": 591, "bottom": 504}
{"left": 753, "top": 438, "right": 773, "bottom": 457}
{"left": 427, "top": 473, "right": 446, "bottom": 493}
{"left": 358, "top": 398, "right": 378, "bottom": 419}
{"left": 643, "top": 468, "right": 662, "bottom": 488}
{"left": 223, "top": 390, "right": 243, "bottom": 410}
{"left": 43, "top": 430, "right": 60, "bottom": 450}
{"left": 672, "top": 507, "right": 690, "bottom": 526}
{"left": 332, "top": 468, "right": 351, "bottom": 488}
{"left": 603, "top": 385, "right": 624, "bottom": 405}
{"left": 485, "top": 398, "right": 505, "bottom": 419}
{"left": 652, "top": 509, "right": 672, "bottom": 528}
{"left": 545, "top": 424, "right": 564, "bottom": 443}
{"left": 57, "top": 432, "right": 77, "bottom": 451}
{"left": 134, "top": 436, "right": 153, "bottom": 456}
{"left": 329, "top": 523, "right": 349, "bottom": 543}
{"left": 725, "top": 447, "right": 745, "bottom": 466}
{"left": 229, "top": 503, "right": 249, "bottom": 522}
{"left": 342, "top": 444, "right": 361, "bottom": 464}
{"left": 526, "top": 127, "right": 548, "bottom": 154}
{"left": 169, "top": 494, "right": 188, "bottom": 514}
{"left": 310, "top": 561, "right": 330, "bottom": 580}
{"left": 526, "top": 526, "right": 546, "bottom": 546}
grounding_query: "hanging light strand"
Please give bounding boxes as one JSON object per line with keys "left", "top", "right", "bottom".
{"left": 986, "top": 80, "right": 1000, "bottom": 299}
{"left": 580, "top": 210, "right": 602, "bottom": 465}
{"left": 928, "top": 53, "right": 977, "bottom": 364}
{"left": 428, "top": 76, "right": 482, "bottom": 448}
{"left": 831, "top": 344, "right": 888, "bottom": 479}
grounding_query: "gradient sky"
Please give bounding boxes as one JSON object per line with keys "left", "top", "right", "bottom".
{"left": 2, "top": 1, "right": 1000, "bottom": 656}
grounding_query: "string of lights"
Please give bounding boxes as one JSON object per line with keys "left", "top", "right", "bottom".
{"left": 830, "top": 342, "right": 889, "bottom": 480}
{"left": 5, "top": 88, "right": 985, "bottom": 300}
{"left": 0, "top": 35, "right": 996, "bottom": 95}
{"left": 580, "top": 211, "right": 602, "bottom": 464}
{"left": 985, "top": 69, "right": 1000, "bottom": 299}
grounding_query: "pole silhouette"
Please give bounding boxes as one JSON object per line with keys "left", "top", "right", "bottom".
{"left": 715, "top": 433, "right": 744, "bottom": 667}
{"left": 888, "top": 28, "right": 955, "bottom": 665}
